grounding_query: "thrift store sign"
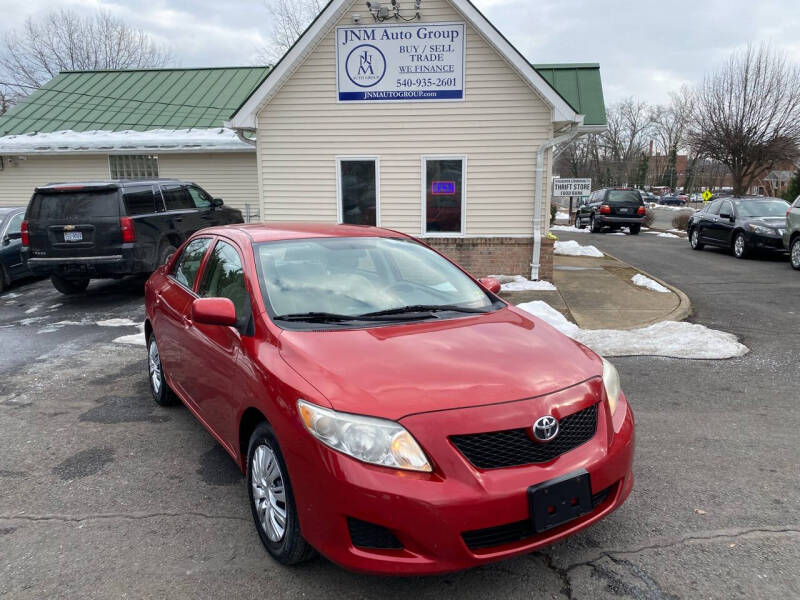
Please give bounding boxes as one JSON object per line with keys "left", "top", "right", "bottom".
{"left": 336, "top": 23, "right": 465, "bottom": 102}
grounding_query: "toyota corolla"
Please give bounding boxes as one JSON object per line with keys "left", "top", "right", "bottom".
{"left": 143, "top": 223, "right": 634, "bottom": 575}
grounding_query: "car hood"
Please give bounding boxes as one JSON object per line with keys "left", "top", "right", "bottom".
{"left": 278, "top": 307, "right": 602, "bottom": 421}
{"left": 746, "top": 217, "right": 786, "bottom": 228}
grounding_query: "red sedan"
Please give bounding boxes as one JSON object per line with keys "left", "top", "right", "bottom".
{"left": 144, "top": 223, "right": 634, "bottom": 575}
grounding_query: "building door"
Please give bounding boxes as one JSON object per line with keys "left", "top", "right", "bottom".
{"left": 338, "top": 158, "right": 378, "bottom": 226}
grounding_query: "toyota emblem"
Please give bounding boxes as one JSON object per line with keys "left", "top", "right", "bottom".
{"left": 533, "top": 416, "right": 559, "bottom": 442}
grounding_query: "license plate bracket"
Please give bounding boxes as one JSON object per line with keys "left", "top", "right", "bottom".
{"left": 64, "top": 231, "right": 83, "bottom": 242}
{"left": 528, "top": 470, "right": 592, "bottom": 533}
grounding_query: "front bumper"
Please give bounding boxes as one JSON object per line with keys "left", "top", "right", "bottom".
{"left": 747, "top": 232, "right": 787, "bottom": 253}
{"left": 284, "top": 380, "right": 635, "bottom": 575}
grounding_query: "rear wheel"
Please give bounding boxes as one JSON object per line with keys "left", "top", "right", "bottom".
{"left": 247, "top": 422, "right": 314, "bottom": 565}
{"left": 629, "top": 225, "right": 641, "bottom": 235}
{"left": 157, "top": 243, "right": 178, "bottom": 268}
{"left": 590, "top": 215, "right": 602, "bottom": 233}
{"left": 791, "top": 237, "right": 800, "bottom": 271}
{"left": 733, "top": 232, "right": 749, "bottom": 259}
{"left": 147, "top": 333, "right": 178, "bottom": 406}
{"left": 690, "top": 227, "right": 704, "bottom": 250}
{"left": 50, "top": 274, "right": 90, "bottom": 295}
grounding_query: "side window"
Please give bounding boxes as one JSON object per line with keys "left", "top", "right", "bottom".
{"left": 171, "top": 238, "right": 212, "bottom": 289}
{"left": 162, "top": 185, "right": 194, "bottom": 211}
{"left": 720, "top": 200, "right": 734, "bottom": 217}
{"left": 707, "top": 200, "right": 722, "bottom": 216}
{"left": 198, "top": 241, "right": 251, "bottom": 326}
{"left": 187, "top": 186, "right": 212, "bottom": 209}
{"left": 793, "top": 195, "right": 800, "bottom": 208}
{"left": 122, "top": 186, "right": 157, "bottom": 215}
{"left": 4, "top": 212, "right": 24, "bottom": 236}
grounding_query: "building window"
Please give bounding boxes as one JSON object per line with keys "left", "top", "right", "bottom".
{"left": 338, "top": 158, "right": 378, "bottom": 226}
{"left": 423, "top": 156, "right": 465, "bottom": 234}
{"left": 109, "top": 155, "right": 159, "bottom": 180}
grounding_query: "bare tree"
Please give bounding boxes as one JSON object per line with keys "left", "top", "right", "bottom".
{"left": 600, "top": 99, "right": 653, "bottom": 186}
{"left": 0, "top": 9, "right": 171, "bottom": 97}
{"left": 688, "top": 45, "right": 800, "bottom": 196}
{"left": 650, "top": 86, "right": 693, "bottom": 188}
{"left": 260, "top": 0, "right": 324, "bottom": 62}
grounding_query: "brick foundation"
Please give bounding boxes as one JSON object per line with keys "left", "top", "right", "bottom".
{"left": 423, "top": 237, "right": 554, "bottom": 282}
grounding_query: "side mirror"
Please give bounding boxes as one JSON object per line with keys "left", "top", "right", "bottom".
{"left": 191, "top": 297, "right": 237, "bottom": 327}
{"left": 211, "top": 198, "right": 224, "bottom": 208}
{"left": 478, "top": 276, "right": 502, "bottom": 294}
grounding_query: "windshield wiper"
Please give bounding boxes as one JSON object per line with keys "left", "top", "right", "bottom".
{"left": 273, "top": 311, "right": 434, "bottom": 323}
{"left": 359, "top": 304, "right": 493, "bottom": 318}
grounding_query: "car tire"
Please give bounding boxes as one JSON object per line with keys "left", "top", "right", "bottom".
{"left": 147, "top": 333, "right": 179, "bottom": 407}
{"left": 733, "top": 232, "right": 749, "bottom": 259}
{"left": 0, "top": 266, "right": 6, "bottom": 294}
{"left": 50, "top": 274, "right": 90, "bottom": 295}
{"left": 576, "top": 216, "right": 586, "bottom": 230}
{"left": 247, "top": 422, "right": 314, "bottom": 566}
{"left": 791, "top": 237, "right": 800, "bottom": 271}
{"left": 590, "top": 215, "right": 601, "bottom": 233}
{"left": 690, "top": 227, "right": 704, "bottom": 250}
{"left": 158, "top": 243, "right": 178, "bottom": 269}
{"left": 629, "top": 225, "right": 641, "bottom": 235}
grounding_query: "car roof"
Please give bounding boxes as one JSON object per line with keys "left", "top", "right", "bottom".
{"left": 0, "top": 206, "right": 24, "bottom": 216}
{"left": 202, "top": 223, "right": 412, "bottom": 244}
{"left": 35, "top": 178, "right": 183, "bottom": 191}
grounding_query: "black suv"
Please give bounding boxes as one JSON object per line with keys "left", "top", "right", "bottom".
{"left": 21, "top": 179, "right": 244, "bottom": 294}
{"left": 576, "top": 188, "right": 647, "bottom": 234}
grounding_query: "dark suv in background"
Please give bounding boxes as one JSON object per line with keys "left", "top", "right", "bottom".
{"left": 576, "top": 188, "right": 647, "bottom": 234}
{"left": 21, "top": 179, "right": 244, "bottom": 294}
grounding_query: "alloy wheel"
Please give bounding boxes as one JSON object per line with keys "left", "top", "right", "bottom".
{"left": 691, "top": 229, "right": 699, "bottom": 248}
{"left": 251, "top": 444, "right": 288, "bottom": 542}
{"left": 148, "top": 339, "right": 162, "bottom": 395}
{"left": 792, "top": 239, "right": 800, "bottom": 270}
{"left": 734, "top": 234, "right": 746, "bottom": 258}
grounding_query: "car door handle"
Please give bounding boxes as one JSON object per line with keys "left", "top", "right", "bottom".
{"left": 173, "top": 217, "right": 183, "bottom": 222}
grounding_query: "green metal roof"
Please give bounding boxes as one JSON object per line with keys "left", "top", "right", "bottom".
{"left": 0, "top": 66, "right": 271, "bottom": 136}
{"left": 533, "top": 63, "right": 607, "bottom": 127}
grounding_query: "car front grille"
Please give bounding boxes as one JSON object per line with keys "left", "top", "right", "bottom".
{"left": 461, "top": 484, "right": 615, "bottom": 550}
{"left": 450, "top": 404, "right": 598, "bottom": 469}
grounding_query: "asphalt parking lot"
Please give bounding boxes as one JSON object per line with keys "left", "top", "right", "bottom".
{"left": 1, "top": 235, "right": 799, "bottom": 599}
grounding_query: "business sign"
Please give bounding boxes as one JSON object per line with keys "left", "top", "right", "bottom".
{"left": 336, "top": 23, "right": 465, "bottom": 102}
{"left": 553, "top": 178, "right": 592, "bottom": 197}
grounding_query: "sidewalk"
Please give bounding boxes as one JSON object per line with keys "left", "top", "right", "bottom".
{"left": 501, "top": 253, "right": 691, "bottom": 330}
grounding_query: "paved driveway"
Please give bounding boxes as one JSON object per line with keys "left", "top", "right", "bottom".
{"left": 1, "top": 236, "right": 798, "bottom": 599}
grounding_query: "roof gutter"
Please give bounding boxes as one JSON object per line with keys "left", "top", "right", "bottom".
{"left": 531, "top": 123, "right": 582, "bottom": 281}
{"left": 233, "top": 128, "right": 257, "bottom": 147}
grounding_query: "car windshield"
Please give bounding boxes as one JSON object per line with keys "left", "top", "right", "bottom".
{"left": 734, "top": 199, "right": 790, "bottom": 218}
{"left": 256, "top": 237, "right": 497, "bottom": 323}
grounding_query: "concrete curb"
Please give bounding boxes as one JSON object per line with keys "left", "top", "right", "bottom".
{"left": 600, "top": 249, "right": 693, "bottom": 329}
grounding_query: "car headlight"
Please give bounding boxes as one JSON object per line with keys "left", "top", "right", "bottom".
{"left": 748, "top": 224, "right": 775, "bottom": 235}
{"left": 601, "top": 358, "right": 622, "bottom": 414}
{"left": 297, "top": 400, "right": 432, "bottom": 472}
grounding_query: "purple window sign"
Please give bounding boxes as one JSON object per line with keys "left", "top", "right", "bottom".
{"left": 431, "top": 181, "right": 456, "bottom": 196}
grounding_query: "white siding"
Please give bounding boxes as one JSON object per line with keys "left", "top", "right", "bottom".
{"left": 256, "top": 0, "right": 553, "bottom": 236}
{"left": 0, "top": 155, "right": 109, "bottom": 207}
{"left": 158, "top": 153, "right": 259, "bottom": 217}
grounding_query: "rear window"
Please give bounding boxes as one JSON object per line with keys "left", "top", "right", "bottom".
{"left": 606, "top": 190, "right": 644, "bottom": 205}
{"left": 28, "top": 190, "right": 120, "bottom": 220}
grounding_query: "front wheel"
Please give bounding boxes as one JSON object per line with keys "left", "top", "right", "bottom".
{"left": 50, "top": 274, "right": 90, "bottom": 295}
{"left": 733, "top": 232, "right": 749, "bottom": 259}
{"left": 147, "top": 334, "right": 178, "bottom": 406}
{"left": 247, "top": 422, "right": 314, "bottom": 566}
{"left": 791, "top": 237, "right": 800, "bottom": 271}
{"left": 576, "top": 215, "right": 586, "bottom": 230}
{"left": 690, "top": 228, "right": 704, "bottom": 250}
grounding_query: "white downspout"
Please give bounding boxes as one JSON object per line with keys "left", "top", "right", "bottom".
{"left": 531, "top": 124, "right": 582, "bottom": 280}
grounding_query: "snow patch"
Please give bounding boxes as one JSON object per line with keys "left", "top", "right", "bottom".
{"left": 516, "top": 301, "right": 748, "bottom": 359}
{"left": 490, "top": 275, "right": 557, "bottom": 292}
{"left": 631, "top": 274, "right": 670, "bottom": 293}
{"left": 551, "top": 225, "right": 589, "bottom": 234}
{"left": 97, "top": 318, "right": 139, "bottom": 327}
{"left": 554, "top": 240, "right": 604, "bottom": 258}
{"left": 3, "top": 292, "right": 21, "bottom": 298}
{"left": 24, "top": 305, "right": 41, "bottom": 314}
{"left": 113, "top": 323, "right": 146, "bottom": 346}
{"left": 657, "top": 232, "right": 680, "bottom": 239}
{"left": 0, "top": 128, "right": 254, "bottom": 154}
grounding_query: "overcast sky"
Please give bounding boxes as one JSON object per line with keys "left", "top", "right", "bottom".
{"left": 1, "top": 0, "right": 798, "bottom": 105}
